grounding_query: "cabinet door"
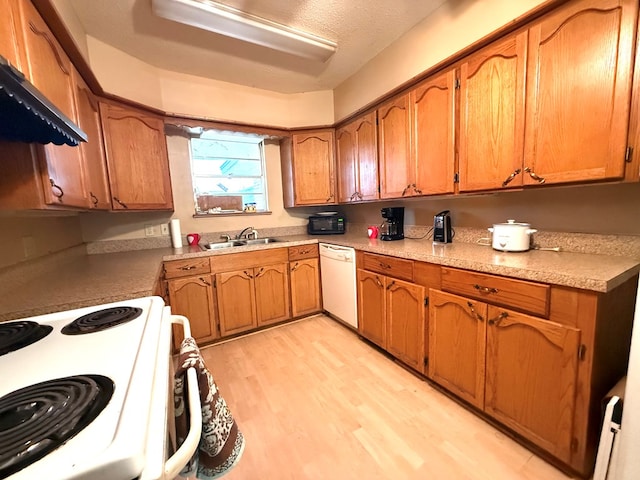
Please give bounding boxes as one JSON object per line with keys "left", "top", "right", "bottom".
{"left": 459, "top": 31, "right": 527, "bottom": 192}
{"left": 354, "top": 111, "right": 379, "bottom": 201}
{"left": 1, "top": 0, "right": 23, "bottom": 70}
{"left": 524, "top": 0, "right": 636, "bottom": 185}
{"left": 357, "top": 269, "right": 387, "bottom": 348}
{"left": 378, "top": 95, "right": 411, "bottom": 198}
{"left": 428, "top": 289, "right": 487, "bottom": 409}
{"left": 73, "top": 69, "right": 111, "bottom": 210}
{"left": 411, "top": 69, "right": 456, "bottom": 195}
{"left": 254, "top": 263, "right": 290, "bottom": 326}
{"left": 216, "top": 270, "right": 257, "bottom": 336}
{"left": 167, "top": 275, "right": 217, "bottom": 344}
{"left": 485, "top": 306, "right": 580, "bottom": 462}
{"left": 336, "top": 124, "right": 357, "bottom": 202}
{"left": 100, "top": 103, "right": 174, "bottom": 210}
{"left": 290, "top": 258, "right": 321, "bottom": 317}
{"left": 292, "top": 131, "right": 336, "bottom": 205}
{"left": 387, "top": 279, "right": 426, "bottom": 373}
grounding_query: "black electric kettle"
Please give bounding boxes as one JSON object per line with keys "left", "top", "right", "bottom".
{"left": 433, "top": 210, "right": 452, "bottom": 243}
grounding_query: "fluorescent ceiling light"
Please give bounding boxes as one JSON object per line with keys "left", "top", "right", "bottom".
{"left": 151, "top": 0, "right": 337, "bottom": 61}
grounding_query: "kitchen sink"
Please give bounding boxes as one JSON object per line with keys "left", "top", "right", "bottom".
{"left": 237, "top": 238, "right": 279, "bottom": 246}
{"left": 202, "top": 238, "right": 278, "bottom": 250}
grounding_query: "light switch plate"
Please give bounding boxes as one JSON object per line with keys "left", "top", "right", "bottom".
{"left": 145, "top": 224, "right": 156, "bottom": 236}
{"left": 160, "top": 223, "right": 169, "bottom": 235}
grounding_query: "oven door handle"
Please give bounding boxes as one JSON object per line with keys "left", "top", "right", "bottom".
{"left": 164, "top": 315, "right": 202, "bottom": 479}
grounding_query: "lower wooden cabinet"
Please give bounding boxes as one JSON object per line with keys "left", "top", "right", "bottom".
{"left": 216, "top": 263, "right": 291, "bottom": 336}
{"left": 357, "top": 268, "right": 426, "bottom": 373}
{"left": 167, "top": 274, "right": 218, "bottom": 346}
{"left": 428, "top": 289, "right": 486, "bottom": 409}
{"left": 290, "top": 258, "right": 321, "bottom": 317}
{"left": 485, "top": 305, "right": 580, "bottom": 461}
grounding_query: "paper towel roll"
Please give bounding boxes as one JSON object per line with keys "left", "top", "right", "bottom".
{"left": 170, "top": 219, "right": 183, "bottom": 248}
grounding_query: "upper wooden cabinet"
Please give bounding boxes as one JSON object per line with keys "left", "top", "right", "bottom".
{"left": 336, "top": 111, "right": 379, "bottom": 202}
{"left": 73, "top": 69, "right": 110, "bottom": 210}
{"left": 377, "top": 94, "right": 412, "bottom": 198}
{"left": 100, "top": 102, "right": 174, "bottom": 211}
{"left": 522, "top": 0, "right": 636, "bottom": 186}
{"left": 281, "top": 129, "right": 336, "bottom": 207}
{"left": 458, "top": 32, "right": 527, "bottom": 192}
{"left": 410, "top": 69, "right": 456, "bottom": 196}
{"left": 1, "top": 0, "right": 24, "bottom": 70}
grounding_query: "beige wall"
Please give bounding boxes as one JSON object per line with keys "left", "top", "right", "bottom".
{"left": 341, "top": 182, "right": 640, "bottom": 236}
{"left": 333, "top": 0, "right": 547, "bottom": 120}
{"left": 0, "top": 215, "right": 83, "bottom": 269}
{"left": 86, "top": 38, "right": 334, "bottom": 128}
{"left": 49, "top": 0, "right": 90, "bottom": 60}
{"left": 79, "top": 135, "right": 308, "bottom": 242}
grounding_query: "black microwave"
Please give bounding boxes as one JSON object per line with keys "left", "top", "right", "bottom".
{"left": 307, "top": 214, "right": 346, "bottom": 234}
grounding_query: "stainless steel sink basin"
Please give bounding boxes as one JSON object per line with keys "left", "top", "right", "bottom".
{"left": 238, "top": 238, "right": 279, "bottom": 246}
{"left": 203, "top": 241, "right": 238, "bottom": 250}
{"left": 203, "top": 238, "right": 278, "bottom": 250}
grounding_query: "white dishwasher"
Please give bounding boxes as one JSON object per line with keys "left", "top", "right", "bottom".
{"left": 319, "top": 243, "right": 358, "bottom": 328}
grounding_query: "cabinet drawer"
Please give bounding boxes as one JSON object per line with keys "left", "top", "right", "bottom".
{"left": 211, "top": 248, "right": 289, "bottom": 272}
{"left": 164, "top": 257, "right": 211, "bottom": 279}
{"left": 362, "top": 253, "right": 413, "bottom": 282}
{"left": 288, "top": 244, "right": 319, "bottom": 261}
{"left": 441, "top": 267, "right": 550, "bottom": 318}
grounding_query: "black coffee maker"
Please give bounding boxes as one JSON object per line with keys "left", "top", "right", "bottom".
{"left": 380, "top": 207, "right": 404, "bottom": 241}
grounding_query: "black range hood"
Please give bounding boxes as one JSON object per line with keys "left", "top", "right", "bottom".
{"left": 0, "top": 55, "right": 86, "bottom": 146}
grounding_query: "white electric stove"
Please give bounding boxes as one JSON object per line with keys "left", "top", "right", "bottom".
{"left": 0, "top": 296, "right": 192, "bottom": 480}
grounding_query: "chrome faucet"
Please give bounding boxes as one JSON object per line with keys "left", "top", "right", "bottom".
{"left": 236, "top": 226, "right": 254, "bottom": 239}
{"left": 220, "top": 234, "right": 231, "bottom": 242}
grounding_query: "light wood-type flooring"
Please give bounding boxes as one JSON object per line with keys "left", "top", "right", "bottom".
{"left": 199, "top": 315, "right": 574, "bottom": 480}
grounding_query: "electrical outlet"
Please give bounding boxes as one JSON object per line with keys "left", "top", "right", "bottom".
{"left": 160, "top": 223, "right": 169, "bottom": 236}
{"left": 145, "top": 224, "right": 156, "bottom": 236}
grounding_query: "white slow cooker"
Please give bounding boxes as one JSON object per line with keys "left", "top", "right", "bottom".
{"left": 488, "top": 219, "right": 537, "bottom": 252}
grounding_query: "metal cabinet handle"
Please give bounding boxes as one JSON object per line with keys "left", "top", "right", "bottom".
{"left": 524, "top": 167, "right": 545, "bottom": 184}
{"left": 473, "top": 284, "right": 498, "bottom": 294}
{"left": 386, "top": 280, "right": 396, "bottom": 290}
{"left": 243, "top": 270, "right": 254, "bottom": 279}
{"left": 401, "top": 184, "right": 415, "bottom": 196}
{"left": 414, "top": 186, "right": 422, "bottom": 194}
{"left": 467, "top": 301, "right": 484, "bottom": 322}
{"left": 49, "top": 179, "right": 64, "bottom": 199}
{"left": 488, "top": 311, "right": 508, "bottom": 326}
{"left": 374, "top": 276, "right": 383, "bottom": 288}
{"left": 255, "top": 267, "right": 265, "bottom": 278}
{"left": 179, "top": 265, "right": 196, "bottom": 271}
{"left": 379, "top": 262, "right": 391, "bottom": 270}
{"left": 502, "top": 168, "right": 522, "bottom": 187}
{"left": 326, "top": 194, "right": 335, "bottom": 202}
{"left": 199, "top": 277, "right": 211, "bottom": 286}
{"left": 113, "top": 196, "right": 128, "bottom": 208}
{"left": 90, "top": 192, "right": 99, "bottom": 206}
{"left": 291, "top": 262, "right": 299, "bottom": 272}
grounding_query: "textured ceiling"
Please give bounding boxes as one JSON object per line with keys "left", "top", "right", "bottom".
{"left": 66, "top": 0, "right": 448, "bottom": 93}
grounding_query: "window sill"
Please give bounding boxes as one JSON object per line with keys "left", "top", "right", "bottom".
{"left": 193, "top": 211, "right": 272, "bottom": 218}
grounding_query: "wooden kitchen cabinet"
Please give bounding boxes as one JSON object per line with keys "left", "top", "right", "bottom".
{"left": 428, "top": 289, "right": 487, "bottom": 409}
{"left": 1, "top": 0, "right": 24, "bottom": 70}
{"left": 213, "top": 248, "right": 291, "bottom": 336}
{"left": 410, "top": 69, "right": 456, "bottom": 196}
{"left": 280, "top": 129, "right": 336, "bottom": 207}
{"left": 357, "top": 253, "right": 426, "bottom": 373}
{"left": 290, "top": 258, "right": 322, "bottom": 317}
{"left": 458, "top": 31, "right": 527, "bottom": 192}
{"left": 522, "top": 0, "right": 636, "bottom": 186}
{"left": 72, "top": 69, "right": 110, "bottom": 210}
{"left": 357, "top": 269, "right": 387, "bottom": 348}
{"left": 336, "top": 111, "right": 379, "bottom": 202}
{"left": 100, "top": 101, "right": 174, "bottom": 211}
{"left": 377, "top": 94, "right": 412, "bottom": 198}
{"left": 167, "top": 274, "right": 218, "bottom": 345}
{"left": 485, "top": 305, "right": 580, "bottom": 462}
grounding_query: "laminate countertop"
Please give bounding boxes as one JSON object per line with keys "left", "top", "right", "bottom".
{"left": 1, "top": 233, "right": 638, "bottom": 321}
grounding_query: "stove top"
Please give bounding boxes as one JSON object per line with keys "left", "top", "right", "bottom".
{"left": 0, "top": 321, "right": 53, "bottom": 356}
{"left": 0, "top": 296, "right": 168, "bottom": 480}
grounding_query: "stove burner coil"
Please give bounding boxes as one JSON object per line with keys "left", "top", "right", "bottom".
{"left": 62, "top": 306, "right": 143, "bottom": 335}
{"left": 0, "top": 321, "right": 53, "bottom": 356}
{"left": 0, "top": 374, "right": 114, "bottom": 478}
